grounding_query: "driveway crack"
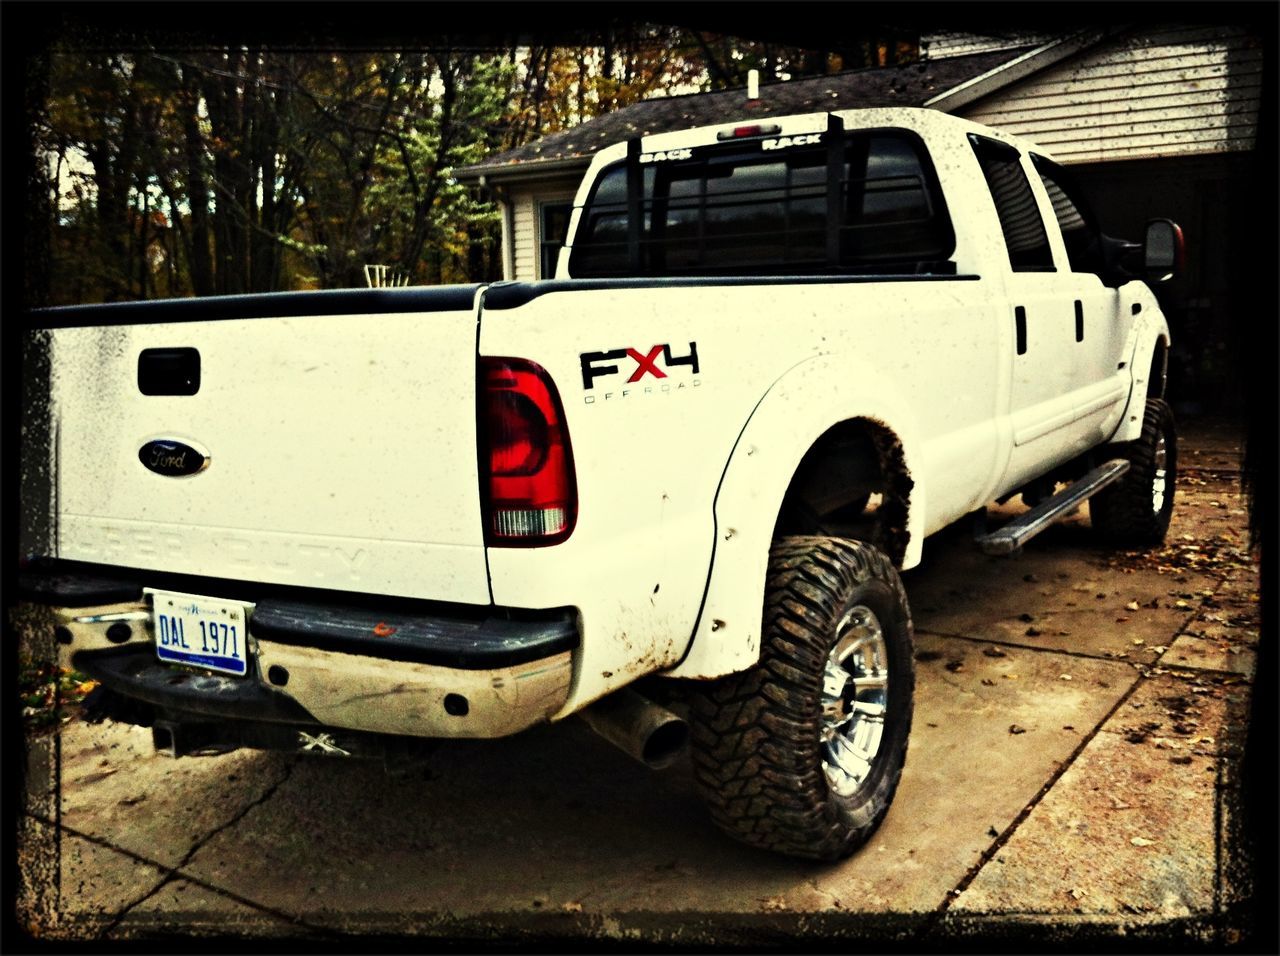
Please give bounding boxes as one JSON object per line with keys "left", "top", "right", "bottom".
{"left": 91, "top": 756, "right": 309, "bottom": 939}
{"left": 916, "top": 667, "right": 1148, "bottom": 936}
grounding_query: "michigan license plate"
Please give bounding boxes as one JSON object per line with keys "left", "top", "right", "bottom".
{"left": 146, "top": 589, "right": 252, "bottom": 677}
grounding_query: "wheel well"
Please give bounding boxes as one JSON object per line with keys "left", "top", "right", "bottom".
{"left": 773, "top": 418, "right": 914, "bottom": 566}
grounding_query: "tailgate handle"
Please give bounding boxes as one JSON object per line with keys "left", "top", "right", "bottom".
{"left": 138, "top": 348, "right": 200, "bottom": 396}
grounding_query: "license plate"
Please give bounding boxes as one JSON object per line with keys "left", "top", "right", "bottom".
{"left": 146, "top": 589, "right": 253, "bottom": 677}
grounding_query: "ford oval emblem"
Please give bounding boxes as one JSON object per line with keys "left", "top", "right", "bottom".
{"left": 139, "top": 439, "right": 210, "bottom": 477}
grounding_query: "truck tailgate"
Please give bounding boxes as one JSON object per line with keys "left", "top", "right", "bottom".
{"left": 42, "top": 288, "right": 490, "bottom": 604}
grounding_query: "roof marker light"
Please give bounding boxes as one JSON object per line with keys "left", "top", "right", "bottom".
{"left": 716, "top": 123, "right": 783, "bottom": 141}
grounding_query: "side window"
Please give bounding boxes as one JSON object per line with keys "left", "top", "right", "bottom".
{"left": 1030, "top": 156, "right": 1104, "bottom": 275}
{"left": 538, "top": 201, "right": 573, "bottom": 279}
{"left": 968, "top": 135, "right": 1054, "bottom": 272}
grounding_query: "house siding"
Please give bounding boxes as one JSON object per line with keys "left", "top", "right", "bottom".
{"left": 959, "top": 25, "right": 1262, "bottom": 163}
{"left": 923, "top": 31, "right": 1054, "bottom": 59}
{"left": 512, "top": 188, "right": 538, "bottom": 281}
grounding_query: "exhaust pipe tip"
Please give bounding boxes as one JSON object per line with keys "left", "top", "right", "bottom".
{"left": 637, "top": 716, "right": 689, "bottom": 770}
{"left": 578, "top": 687, "right": 689, "bottom": 770}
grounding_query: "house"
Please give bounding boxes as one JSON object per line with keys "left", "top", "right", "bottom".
{"left": 456, "top": 23, "right": 1266, "bottom": 410}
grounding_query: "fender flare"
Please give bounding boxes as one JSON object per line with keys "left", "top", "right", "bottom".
{"left": 665, "top": 354, "right": 926, "bottom": 679}
{"left": 1110, "top": 306, "right": 1171, "bottom": 444}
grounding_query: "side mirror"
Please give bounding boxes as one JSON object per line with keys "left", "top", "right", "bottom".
{"left": 1144, "top": 219, "right": 1185, "bottom": 283}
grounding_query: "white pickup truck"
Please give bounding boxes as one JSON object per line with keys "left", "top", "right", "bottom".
{"left": 19, "top": 107, "right": 1183, "bottom": 860}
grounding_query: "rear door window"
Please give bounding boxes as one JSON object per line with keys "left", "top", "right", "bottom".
{"left": 968, "top": 135, "right": 1054, "bottom": 272}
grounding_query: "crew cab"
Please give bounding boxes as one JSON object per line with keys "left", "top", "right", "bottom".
{"left": 17, "top": 107, "right": 1183, "bottom": 859}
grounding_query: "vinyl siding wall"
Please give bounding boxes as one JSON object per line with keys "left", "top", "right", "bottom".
{"left": 922, "top": 31, "right": 1054, "bottom": 59}
{"left": 959, "top": 25, "right": 1262, "bottom": 163}
{"left": 511, "top": 188, "right": 537, "bottom": 281}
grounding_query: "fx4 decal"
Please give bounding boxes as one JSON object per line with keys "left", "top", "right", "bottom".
{"left": 580, "top": 343, "right": 700, "bottom": 389}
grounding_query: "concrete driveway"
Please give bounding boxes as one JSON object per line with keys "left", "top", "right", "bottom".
{"left": 14, "top": 418, "right": 1259, "bottom": 947}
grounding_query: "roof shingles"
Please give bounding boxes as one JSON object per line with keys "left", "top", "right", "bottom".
{"left": 458, "top": 47, "right": 1033, "bottom": 177}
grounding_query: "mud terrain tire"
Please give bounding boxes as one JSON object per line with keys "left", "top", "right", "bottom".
{"left": 1090, "top": 397, "right": 1177, "bottom": 546}
{"left": 690, "top": 536, "right": 914, "bottom": 861}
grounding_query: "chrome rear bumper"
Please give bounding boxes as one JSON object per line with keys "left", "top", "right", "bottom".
{"left": 17, "top": 560, "right": 578, "bottom": 741}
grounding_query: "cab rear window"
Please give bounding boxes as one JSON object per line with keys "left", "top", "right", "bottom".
{"left": 569, "top": 129, "right": 956, "bottom": 278}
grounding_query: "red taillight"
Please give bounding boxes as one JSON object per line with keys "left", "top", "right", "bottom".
{"left": 480, "top": 357, "right": 576, "bottom": 546}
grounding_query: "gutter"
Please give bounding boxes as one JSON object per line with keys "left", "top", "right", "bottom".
{"left": 924, "top": 28, "right": 1126, "bottom": 114}
{"left": 457, "top": 154, "right": 593, "bottom": 185}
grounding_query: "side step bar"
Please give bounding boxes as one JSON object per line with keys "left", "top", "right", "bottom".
{"left": 977, "top": 459, "right": 1131, "bottom": 556}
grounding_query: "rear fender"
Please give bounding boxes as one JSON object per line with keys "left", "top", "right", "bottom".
{"left": 665, "top": 354, "right": 925, "bottom": 679}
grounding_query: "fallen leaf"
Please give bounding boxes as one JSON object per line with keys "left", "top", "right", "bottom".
{"left": 78, "top": 768, "right": 118, "bottom": 786}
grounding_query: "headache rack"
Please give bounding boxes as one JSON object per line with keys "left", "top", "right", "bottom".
{"left": 570, "top": 113, "right": 957, "bottom": 279}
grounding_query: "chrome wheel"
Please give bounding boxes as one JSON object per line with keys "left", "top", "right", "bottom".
{"left": 821, "top": 604, "right": 889, "bottom": 797}
{"left": 1152, "top": 435, "right": 1168, "bottom": 514}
